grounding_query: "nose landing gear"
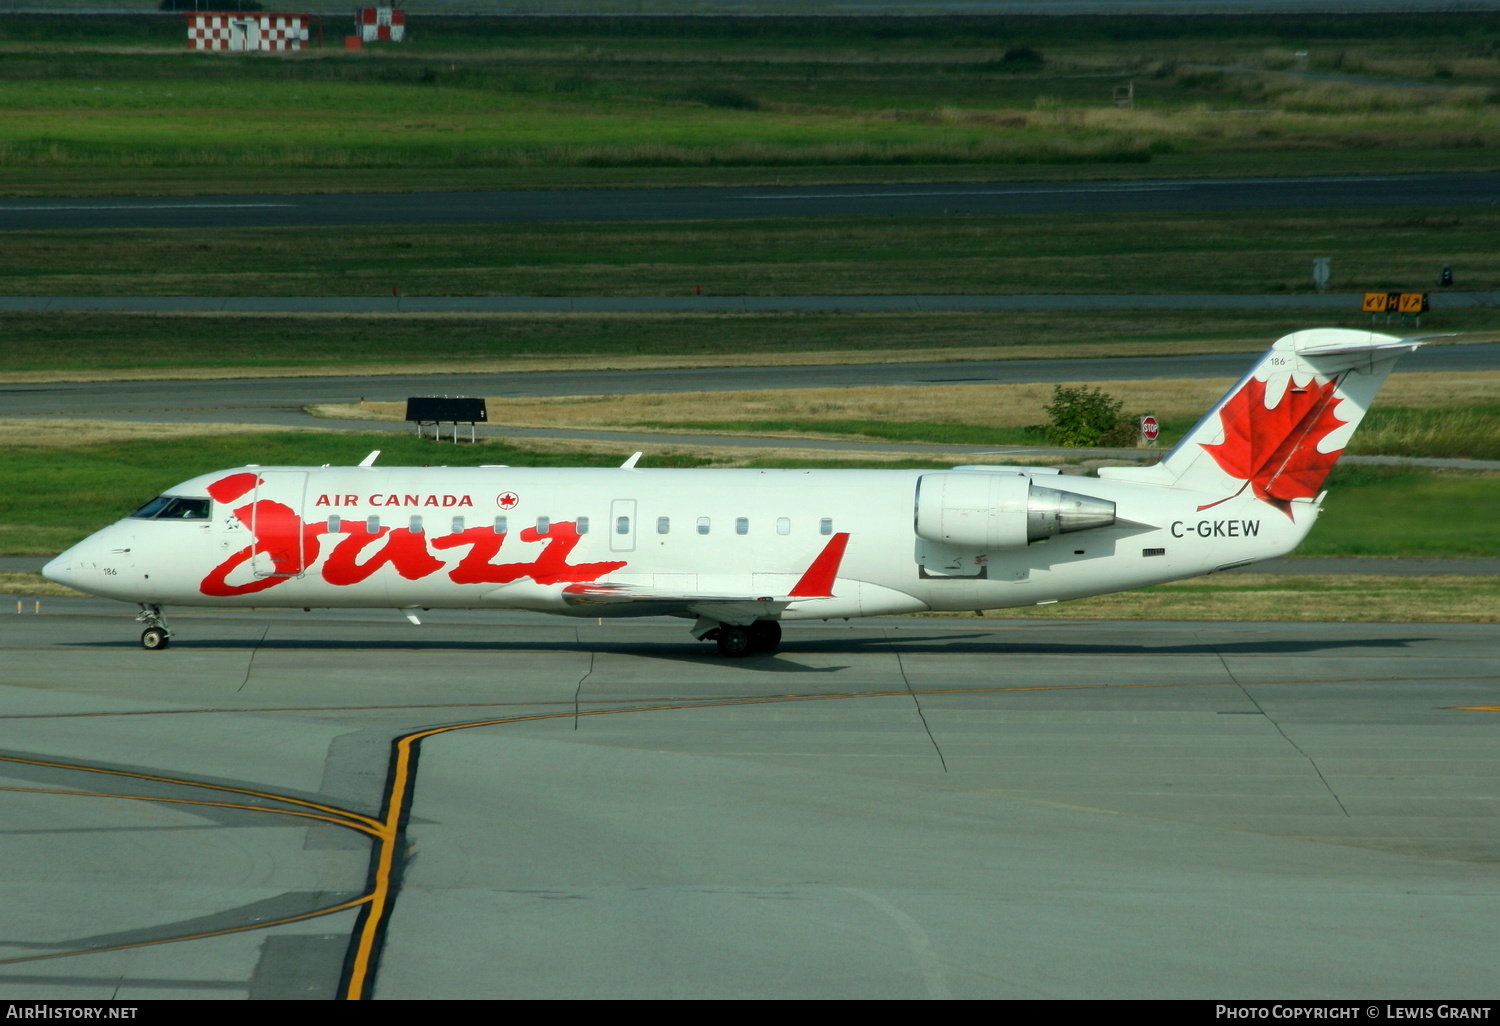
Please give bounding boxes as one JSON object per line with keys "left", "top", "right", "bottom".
{"left": 136, "top": 605, "right": 171, "bottom": 651}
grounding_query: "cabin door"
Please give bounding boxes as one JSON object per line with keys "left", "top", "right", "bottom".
{"left": 250, "top": 471, "right": 309, "bottom": 578}
{"left": 610, "top": 499, "right": 636, "bottom": 553}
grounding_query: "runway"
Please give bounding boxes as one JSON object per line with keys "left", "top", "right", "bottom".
{"left": 0, "top": 600, "right": 1496, "bottom": 999}
{"left": 2, "top": 172, "right": 1497, "bottom": 230}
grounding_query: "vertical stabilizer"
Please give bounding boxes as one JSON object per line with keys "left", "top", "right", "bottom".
{"left": 1102, "top": 329, "right": 1420, "bottom": 516}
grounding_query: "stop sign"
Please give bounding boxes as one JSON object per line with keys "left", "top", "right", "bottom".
{"left": 1140, "top": 415, "right": 1160, "bottom": 443}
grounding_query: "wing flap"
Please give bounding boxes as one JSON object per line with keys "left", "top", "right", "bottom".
{"left": 562, "top": 532, "right": 852, "bottom": 615}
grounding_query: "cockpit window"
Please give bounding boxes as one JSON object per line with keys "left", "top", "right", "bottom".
{"left": 129, "top": 496, "right": 211, "bottom": 521}
{"left": 128, "top": 496, "right": 174, "bottom": 519}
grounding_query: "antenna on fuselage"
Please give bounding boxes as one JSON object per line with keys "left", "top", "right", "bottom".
{"left": 359, "top": 451, "right": 381, "bottom": 468}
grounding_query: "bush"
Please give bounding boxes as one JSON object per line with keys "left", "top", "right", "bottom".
{"left": 678, "top": 87, "right": 759, "bottom": 110}
{"left": 1044, "top": 384, "right": 1126, "bottom": 447}
{"left": 1001, "top": 46, "right": 1044, "bottom": 70}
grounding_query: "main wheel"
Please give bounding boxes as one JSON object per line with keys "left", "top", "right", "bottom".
{"left": 747, "top": 619, "right": 782, "bottom": 653}
{"left": 140, "top": 626, "right": 170, "bottom": 651}
{"left": 715, "top": 626, "right": 752, "bottom": 658}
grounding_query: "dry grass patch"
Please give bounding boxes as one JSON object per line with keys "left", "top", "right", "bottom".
{"left": 0, "top": 418, "right": 332, "bottom": 447}
{"left": 0, "top": 573, "right": 81, "bottom": 598}
{"left": 476, "top": 434, "right": 1068, "bottom": 468}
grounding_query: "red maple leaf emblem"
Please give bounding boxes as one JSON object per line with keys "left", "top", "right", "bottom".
{"left": 1199, "top": 375, "right": 1348, "bottom": 517}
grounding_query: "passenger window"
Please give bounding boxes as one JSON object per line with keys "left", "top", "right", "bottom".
{"left": 615, "top": 516, "right": 630, "bottom": 535}
{"left": 657, "top": 516, "right": 670, "bottom": 535}
{"left": 451, "top": 516, "right": 465, "bottom": 533}
{"left": 697, "top": 517, "right": 710, "bottom": 535}
{"left": 735, "top": 517, "right": 748, "bottom": 535}
{"left": 409, "top": 516, "right": 423, "bottom": 534}
{"left": 367, "top": 516, "right": 380, "bottom": 533}
{"left": 327, "top": 515, "right": 341, "bottom": 533}
{"left": 820, "top": 517, "right": 833, "bottom": 536}
{"left": 536, "top": 517, "right": 550, "bottom": 535}
{"left": 577, "top": 516, "right": 589, "bottom": 535}
{"left": 777, "top": 517, "right": 791, "bottom": 536}
{"left": 494, "top": 516, "right": 507, "bottom": 534}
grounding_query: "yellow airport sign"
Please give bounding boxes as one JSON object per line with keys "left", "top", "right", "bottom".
{"left": 1363, "top": 292, "right": 1428, "bottom": 314}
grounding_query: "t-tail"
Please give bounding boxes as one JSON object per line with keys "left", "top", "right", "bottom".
{"left": 1101, "top": 328, "right": 1421, "bottom": 517}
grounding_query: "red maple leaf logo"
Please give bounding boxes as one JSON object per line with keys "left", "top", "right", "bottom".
{"left": 1199, "top": 375, "right": 1347, "bottom": 517}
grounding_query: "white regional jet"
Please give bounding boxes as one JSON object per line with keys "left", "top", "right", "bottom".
{"left": 44, "top": 328, "right": 1418, "bottom": 656}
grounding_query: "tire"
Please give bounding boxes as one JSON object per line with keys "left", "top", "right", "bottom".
{"left": 715, "top": 626, "right": 752, "bottom": 657}
{"left": 141, "top": 627, "right": 170, "bottom": 651}
{"left": 747, "top": 619, "right": 782, "bottom": 653}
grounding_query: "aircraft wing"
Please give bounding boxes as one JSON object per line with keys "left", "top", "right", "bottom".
{"left": 561, "top": 583, "right": 796, "bottom": 622}
{"left": 561, "top": 532, "right": 849, "bottom": 620}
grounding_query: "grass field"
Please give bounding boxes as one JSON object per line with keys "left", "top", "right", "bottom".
{"left": 2, "top": 13, "right": 1500, "bottom": 190}
{"left": 3, "top": 309, "right": 1496, "bottom": 382}
{"left": 2, "top": 208, "right": 1493, "bottom": 298}
{"left": 0, "top": 428, "right": 1495, "bottom": 558}
{"left": 0, "top": 310, "right": 1350, "bottom": 376}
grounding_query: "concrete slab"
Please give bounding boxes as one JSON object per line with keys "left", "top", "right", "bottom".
{"left": 0, "top": 602, "right": 1496, "bottom": 998}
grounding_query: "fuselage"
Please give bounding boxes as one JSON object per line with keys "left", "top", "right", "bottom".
{"left": 43, "top": 464, "right": 1312, "bottom": 620}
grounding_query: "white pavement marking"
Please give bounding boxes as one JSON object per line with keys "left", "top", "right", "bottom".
{"left": 844, "top": 887, "right": 955, "bottom": 1000}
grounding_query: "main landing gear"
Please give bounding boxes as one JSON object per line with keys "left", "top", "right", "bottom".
{"left": 703, "top": 619, "right": 781, "bottom": 658}
{"left": 136, "top": 604, "right": 171, "bottom": 651}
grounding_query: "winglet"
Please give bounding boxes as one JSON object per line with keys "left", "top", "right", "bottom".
{"left": 789, "top": 532, "right": 850, "bottom": 598}
{"left": 620, "top": 452, "right": 643, "bottom": 469}
{"left": 359, "top": 450, "right": 381, "bottom": 468}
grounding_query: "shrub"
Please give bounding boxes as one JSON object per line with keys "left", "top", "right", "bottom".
{"left": 678, "top": 87, "right": 759, "bottom": 110}
{"left": 1044, "top": 384, "right": 1126, "bottom": 447}
{"left": 1001, "top": 46, "right": 1044, "bottom": 70}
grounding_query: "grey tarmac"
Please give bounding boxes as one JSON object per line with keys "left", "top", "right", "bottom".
{"left": 3, "top": 172, "right": 1499, "bottom": 230}
{"left": 0, "top": 601, "right": 1496, "bottom": 999}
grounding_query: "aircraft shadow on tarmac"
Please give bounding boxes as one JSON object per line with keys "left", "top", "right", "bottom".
{"left": 61, "top": 631, "right": 1424, "bottom": 666}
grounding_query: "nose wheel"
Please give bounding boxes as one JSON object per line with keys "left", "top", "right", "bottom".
{"left": 135, "top": 605, "right": 172, "bottom": 651}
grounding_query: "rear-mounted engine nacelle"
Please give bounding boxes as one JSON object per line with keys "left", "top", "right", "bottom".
{"left": 914, "top": 472, "right": 1116, "bottom": 549}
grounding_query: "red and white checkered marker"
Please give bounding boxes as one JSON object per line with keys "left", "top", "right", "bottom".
{"left": 185, "top": 13, "right": 310, "bottom": 51}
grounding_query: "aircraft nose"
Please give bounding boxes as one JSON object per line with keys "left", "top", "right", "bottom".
{"left": 41, "top": 551, "right": 77, "bottom": 588}
{"left": 42, "top": 538, "right": 94, "bottom": 590}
